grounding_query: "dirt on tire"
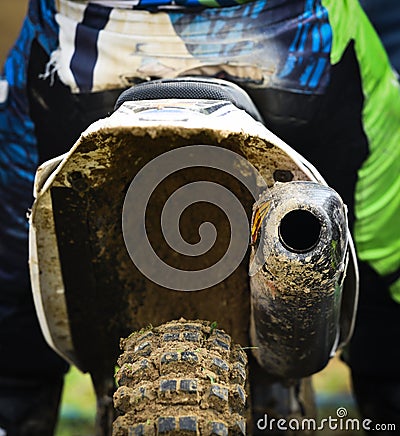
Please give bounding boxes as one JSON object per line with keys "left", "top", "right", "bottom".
{"left": 113, "top": 319, "right": 248, "bottom": 435}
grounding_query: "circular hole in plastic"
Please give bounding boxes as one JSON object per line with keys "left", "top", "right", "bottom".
{"left": 279, "top": 209, "right": 321, "bottom": 253}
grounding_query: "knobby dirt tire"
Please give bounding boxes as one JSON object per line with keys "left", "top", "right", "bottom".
{"left": 113, "top": 319, "right": 248, "bottom": 435}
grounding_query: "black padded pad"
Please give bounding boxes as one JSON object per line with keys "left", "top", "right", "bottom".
{"left": 114, "top": 77, "right": 264, "bottom": 123}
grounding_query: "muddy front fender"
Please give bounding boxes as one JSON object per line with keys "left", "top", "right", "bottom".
{"left": 28, "top": 98, "right": 358, "bottom": 379}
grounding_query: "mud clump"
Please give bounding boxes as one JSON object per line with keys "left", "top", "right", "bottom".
{"left": 113, "top": 319, "right": 248, "bottom": 435}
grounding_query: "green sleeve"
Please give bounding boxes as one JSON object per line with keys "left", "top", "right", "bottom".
{"left": 323, "top": 0, "right": 400, "bottom": 302}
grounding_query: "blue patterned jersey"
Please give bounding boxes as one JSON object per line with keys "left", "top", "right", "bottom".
{"left": 0, "top": 0, "right": 58, "bottom": 294}
{"left": 54, "top": 0, "right": 331, "bottom": 93}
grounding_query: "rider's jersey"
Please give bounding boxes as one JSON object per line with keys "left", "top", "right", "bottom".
{"left": 66, "top": 0, "right": 255, "bottom": 7}
{"left": 51, "top": 0, "right": 332, "bottom": 94}
{"left": 1, "top": 0, "right": 400, "bottom": 301}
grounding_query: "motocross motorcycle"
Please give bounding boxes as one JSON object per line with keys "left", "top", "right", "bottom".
{"left": 28, "top": 77, "right": 358, "bottom": 435}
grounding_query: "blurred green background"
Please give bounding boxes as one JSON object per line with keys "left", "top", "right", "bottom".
{"left": 55, "top": 367, "right": 96, "bottom": 436}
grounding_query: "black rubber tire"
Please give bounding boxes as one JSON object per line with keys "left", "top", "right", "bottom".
{"left": 112, "top": 319, "right": 248, "bottom": 435}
